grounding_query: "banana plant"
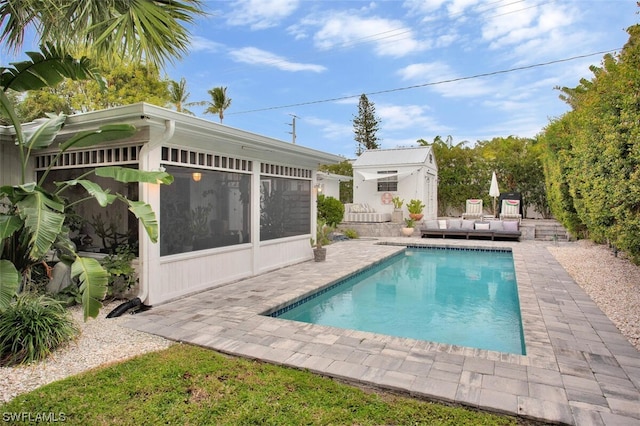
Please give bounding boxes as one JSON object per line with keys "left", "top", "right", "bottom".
{"left": 0, "top": 44, "right": 173, "bottom": 320}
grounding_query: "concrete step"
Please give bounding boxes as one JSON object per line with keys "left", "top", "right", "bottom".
{"left": 535, "top": 225, "right": 569, "bottom": 241}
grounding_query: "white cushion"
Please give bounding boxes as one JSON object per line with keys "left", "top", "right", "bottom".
{"left": 438, "top": 220, "right": 447, "bottom": 229}
{"left": 489, "top": 221, "right": 504, "bottom": 231}
{"left": 424, "top": 220, "right": 439, "bottom": 229}
{"left": 475, "top": 222, "right": 490, "bottom": 230}
{"left": 461, "top": 220, "right": 475, "bottom": 230}
{"left": 503, "top": 220, "right": 519, "bottom": 231}
{"left": 447, "top": 219, "right": 462, "bottom": 229}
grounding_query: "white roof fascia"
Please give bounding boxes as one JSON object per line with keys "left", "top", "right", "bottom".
{"left": 48, "top": 103, "right": 344, "bottom": 168}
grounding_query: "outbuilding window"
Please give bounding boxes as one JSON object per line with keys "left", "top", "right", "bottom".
{"left": 377, "top": 171, "right": 398, "bottom": 192}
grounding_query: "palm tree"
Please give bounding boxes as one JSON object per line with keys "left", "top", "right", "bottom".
{"left": 0, "top": 0, "right": 205, "bottom": 68}
{"left": 167, "top": 77, "right": 204, "bottom": 115}
{"left": 204, "top": 86, "right": 232, "bottom": 123}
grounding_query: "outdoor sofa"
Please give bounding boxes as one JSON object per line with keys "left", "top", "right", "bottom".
{"left": 421, "top": 218, "right": 521, "bottom": 241}
{"left": 342, "top": 203, "right": 391, "bottom": 223}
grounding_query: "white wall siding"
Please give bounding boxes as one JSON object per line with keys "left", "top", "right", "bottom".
{"left": 155, "top": 246, "right": 253, "bottom": 304}
{"left": 257, "top": 237, "right": 312, "bottom": 275}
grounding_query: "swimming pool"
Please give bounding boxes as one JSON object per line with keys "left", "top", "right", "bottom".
{"left": 271, "top": 247, "right": 526, "bottom": 355}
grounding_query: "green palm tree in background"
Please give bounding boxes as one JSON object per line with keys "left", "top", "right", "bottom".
{"left": 168, "top": 77, "right": 205, "bottom": 115}
{"left": 204, "top": 86, "right": 232, "bottom": 123}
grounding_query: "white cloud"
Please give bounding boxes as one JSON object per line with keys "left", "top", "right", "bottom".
{"left": 305, "top": 116, "right": 351, "bottom": 140}
{"left": 397, "top": 62, "right": 493, "bottom": 98}
{"left": 226, "top": 0, "right": 300, "bottom": 30}
{"left": 228, "top": 47, "right": 326, "bottom": 72}
{"left": 298, "top": 10, "right": 427, "bottom": 57}
{"left": 377, "top": 103, "right": 436, "bottom": 131}
{"left": 189, "top": 36, "right": 225, "bottom": 52}
{"left": 482, "top": 3, "right": 580, "bottom": 52}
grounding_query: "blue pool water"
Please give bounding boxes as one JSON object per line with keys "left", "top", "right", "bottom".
{"left": 273, "top": 248, "right": 526, "bottom": 355}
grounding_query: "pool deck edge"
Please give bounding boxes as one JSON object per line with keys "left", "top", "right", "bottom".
{"left": 124, "top": 238, "right": 640, "bottom": 426}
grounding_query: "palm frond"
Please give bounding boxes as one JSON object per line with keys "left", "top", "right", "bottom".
{"left": 95, "top": 166, "right": 174, "bottom": 185}
{"left": 16, "top": 189, "right": 65, "bottom": 260}
{"left": 0, "top": 260, "right": 20, "bottom": 310}
{"left": 125, "top": 200, "right": 159, "bottom": 243}
{"left": 72, "top": 256, "right": 108, "bottom": 321}
{"left": 0, "top": 43, "right": 104, "bottom": 93}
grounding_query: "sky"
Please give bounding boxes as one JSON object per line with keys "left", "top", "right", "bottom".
{"left": 5, "top": 1, "right": 639, "bottom": 159}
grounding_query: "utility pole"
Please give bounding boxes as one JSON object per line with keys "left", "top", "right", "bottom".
{"left": 287, "top": 114, "right": 299, "bottom": 144}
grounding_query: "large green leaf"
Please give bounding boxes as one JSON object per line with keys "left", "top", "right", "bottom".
{"left": 71, "top": 256, "right": 108, "bottom": 321}
{"left": 0, "top": 260, "right": 19, "bottom": 310}
{"left": 95, "top": 166, "right": 174, "bottom": 185}
{"left": 16, "top": 191, "right": 65, "bottom": 260}
{"left": 60, "top": 179, "right": 117, "bottom": 207}
{"left": 0, "top": 214, "right": 22, "bottom": 239}
{"left": 22, "top": 112, "right": 66, "bottom": 150}
{"left": 0, "top": 43, "right": 104, "bottom": 92}
{"left": 60, "top": 124, "right": 137, "bottom": 151}
{"left": 126, "top": 200, "right": 159, "bottom": 243}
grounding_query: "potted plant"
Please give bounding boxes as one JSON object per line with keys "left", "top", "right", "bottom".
{"left": 313, "top": 219, "right": 330, "bottom": 261}
{"left": 402, "top": 218, "right": 415, "bottom": 236}
{"left": 406, "top": 199, "right": 425, "bottom": 221}
{"left": 391, "top": 196, "right": 404, "bottom": 223}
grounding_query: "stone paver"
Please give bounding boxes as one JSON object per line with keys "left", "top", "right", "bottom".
{"left": 125, "top": 237, "right": 640, "bottom": 425}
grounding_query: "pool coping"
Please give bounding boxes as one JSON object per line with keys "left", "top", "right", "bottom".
{"left": 124, "top": 238, "right": 640, "bottom": 425}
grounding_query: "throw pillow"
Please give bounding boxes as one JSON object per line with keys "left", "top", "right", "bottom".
{"left": 424, "top": 220, "right": 439, "bottom": 229}
{"left": 475, "top": 222, "right": 490, "bottom": 230}
{"left": 489, "top": 221, "right": 504, "bottom": 231}
{"left": 351, "top": 204, "right": 363, "bottom": 213}
{"left": 461, "top": 220, "right": 475, "bottom": 230}
{"left": 438, "top": 220, "right": 447, "bottom": 229}
{"left": 503, "top": 221, "right": 519, "bottom": 231}
{"left": 447, "top": 219, "right": 462, "bottom": 229}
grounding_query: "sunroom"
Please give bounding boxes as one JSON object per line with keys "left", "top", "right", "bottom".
{"left": 2, "top": 103, "right": 343, "bottom": 305}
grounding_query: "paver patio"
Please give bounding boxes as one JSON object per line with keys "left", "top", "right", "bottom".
{"left": 124, "top": 237, "right": 640, "bottom": 425}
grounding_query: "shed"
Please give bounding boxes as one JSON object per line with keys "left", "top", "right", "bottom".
{"left": 351, "top": 146, "right": 438, "bottom": 220}
{"left": 0, "top": 103, "right": 343, "bottom": 305}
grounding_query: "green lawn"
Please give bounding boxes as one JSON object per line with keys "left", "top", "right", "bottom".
{"left": 1, "top": 344, "right": 520, "bottom": 425}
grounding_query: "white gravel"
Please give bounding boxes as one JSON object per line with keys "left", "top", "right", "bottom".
{"left": 547, "top": 239, "right": 640, "bottom": 351}
{"left": 0, "top": 301, "right": 173, "bottom": 404}
{"left": 1, "top": 240, "right": 638, "bottom": 405}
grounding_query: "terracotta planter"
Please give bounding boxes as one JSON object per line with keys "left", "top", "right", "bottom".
{"left": 401, "top": 227, "right": 415, "bottom": 237}
{"left": 409, "top": 213, "right": 423, "bottom": 221}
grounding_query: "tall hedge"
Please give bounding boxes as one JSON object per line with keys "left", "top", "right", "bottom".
{"left": 540, "top": 24, "right": 640, "bottom": 262}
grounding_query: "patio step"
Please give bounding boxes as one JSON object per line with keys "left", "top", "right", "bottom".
{"left": 534, "top": 223, "right": 569, "bottom": 241}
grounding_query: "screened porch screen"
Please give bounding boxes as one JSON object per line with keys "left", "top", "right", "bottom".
{"left": 160, "top": 165, "right": 250, "bottom": 256}
{"left": 260, "top": 176, "right": 311, "bottom": 241}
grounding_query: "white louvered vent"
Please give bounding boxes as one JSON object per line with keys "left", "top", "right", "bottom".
{"left": 260, "top": 162, "right": 311, "bottom": 179}
{"left": 161, "top": 147, "right": 252, "bottom": 172}
{"left": 35, "top": 145, "right": 143, "bottom": 170}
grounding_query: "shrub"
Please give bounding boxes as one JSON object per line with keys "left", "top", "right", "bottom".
{"left": 100, "top": 244, "right": 138, "bottom": 299}
{"left": 343, "top": 228, "right": 359, "bottom": 239}
{"left": 0, "top": 294, "right": 78, "bottom": 366}
{"left": 317, "top": 195, "right": 345, "bottom": 226}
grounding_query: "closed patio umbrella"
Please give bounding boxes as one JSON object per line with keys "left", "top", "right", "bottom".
{"left": 489, "top": 171, "right": 500, "bottom": 217}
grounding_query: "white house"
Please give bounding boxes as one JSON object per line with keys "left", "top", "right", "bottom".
{"left": 0, "top": 103, "right": 343, "bottom": 306}
{"left": 351, "top": 146, "right": 438, "bottom": 220}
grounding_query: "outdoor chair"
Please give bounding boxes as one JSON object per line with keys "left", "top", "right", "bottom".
{"left": 499, "top": 199, "right": 522, "bottom": 223}
{"left": 461, "top": 199, "right": 483, "bottom": 220}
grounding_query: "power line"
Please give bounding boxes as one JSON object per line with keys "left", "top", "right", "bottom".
{"left": 228, "top": 48, "right": 619, "bottom": 116}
